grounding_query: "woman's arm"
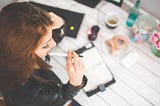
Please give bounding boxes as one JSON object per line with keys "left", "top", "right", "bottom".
{"left": 9, "top": 50, "right": 86, "bottom": 106}
{"left": 9, "top": 76, "right": 86, "bottom": 106}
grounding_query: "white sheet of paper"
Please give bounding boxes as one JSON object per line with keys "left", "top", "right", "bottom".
{"left": 83, "top": 63, "right": 113, "bottom": 91}
{"left": 120, "top": 51, "right": 140, "bottom": 68}
{"left": 81, "top": 47, "right": 103, "bottom": 71}
{"left": 81, "top": 47, "right": 113, "bottom": 92}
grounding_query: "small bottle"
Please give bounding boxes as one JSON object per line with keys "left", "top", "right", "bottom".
{"left": 126, "top": 0, "right": 141, "bottom": 27}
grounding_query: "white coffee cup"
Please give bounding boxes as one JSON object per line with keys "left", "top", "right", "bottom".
{"left": 105, "top": 12, "right": 121, "bottom": 28}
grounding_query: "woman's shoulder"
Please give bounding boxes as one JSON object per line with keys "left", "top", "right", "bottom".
{"left": 33, "top": 69, "right": 60, "bottom": 82}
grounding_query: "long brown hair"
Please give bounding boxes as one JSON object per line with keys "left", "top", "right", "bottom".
{"left": 0, "top": 2, "right": 53, "bottom": 91}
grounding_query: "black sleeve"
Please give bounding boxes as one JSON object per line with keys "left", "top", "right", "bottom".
{"left": 30, "top": 81, "right": 81, "bottom": 106}
{"left": 29, "top": 76, "right": 87, "bottom": 106}
{"left": 9, "top": 69, "right": 87, "bottom": 106}
{"left": 10, "top": 79, "right": 81, "bottom": 106}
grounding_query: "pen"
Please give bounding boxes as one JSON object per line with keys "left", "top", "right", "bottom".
{"left": 48, "top": 52, "right": 83, "bottom": 57}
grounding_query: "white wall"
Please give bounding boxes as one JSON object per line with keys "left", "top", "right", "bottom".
{"left": 129, "top": 0, "right": 160, "bottom": 20}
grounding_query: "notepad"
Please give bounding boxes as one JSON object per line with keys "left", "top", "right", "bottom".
{"left": 120, "top": 51, "right": 140, "bottom": 68}
{"left": 76, "top": 42, "right": 115, "bottom": 96}
{"left": 81, "top": 47, "right": 103, "bottom": 71}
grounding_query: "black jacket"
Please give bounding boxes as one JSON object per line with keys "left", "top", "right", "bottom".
{"left": 3, "top": 69, "right": 87, "bottom": 106}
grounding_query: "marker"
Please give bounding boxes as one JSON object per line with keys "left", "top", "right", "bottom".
{"left": 48, "top": 52, "right": 83, "bottom": 57}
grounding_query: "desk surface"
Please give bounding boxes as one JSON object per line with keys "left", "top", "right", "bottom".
{"left": 23, "top": 0, "right": 160, "bottom": 106}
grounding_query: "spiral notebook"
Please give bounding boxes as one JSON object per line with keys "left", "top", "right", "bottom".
{"left": 75, "top": 42, "right": 115, "bottom": 97}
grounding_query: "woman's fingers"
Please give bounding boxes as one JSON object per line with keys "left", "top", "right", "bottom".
{"left": 72, "top": 52, "right": 78, "bottom": 70}
{"left": 66, "top": 50, "right": 73, "bottom": 70}
{"left": 66, "top": 50, "right": 84, "bottom": 86}
{"left": 48, "top": 12, "right": 64, "bottom": 29}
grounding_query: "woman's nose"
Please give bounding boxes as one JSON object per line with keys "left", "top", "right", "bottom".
{"left": 50, "top": 38, "right": 57, "bottom": 48}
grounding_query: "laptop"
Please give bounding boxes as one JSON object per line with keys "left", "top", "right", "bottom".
{"left": 74, "top": 0, "right": 101, "bottom": 8}
{"left": 30, "top": 1, "right": 84, "bottom": 38}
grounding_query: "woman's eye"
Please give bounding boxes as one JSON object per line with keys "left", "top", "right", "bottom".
{"left": 42, "top": 44, "right": 49, "bottom": 49}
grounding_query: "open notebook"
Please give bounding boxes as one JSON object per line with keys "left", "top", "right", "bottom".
{"left": 75, "top": 42, "right": 115, "bottom": 97}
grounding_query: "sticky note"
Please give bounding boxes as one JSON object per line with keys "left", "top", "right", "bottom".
{"left": 120, "top": 51, "right": 140, "bottom": 68}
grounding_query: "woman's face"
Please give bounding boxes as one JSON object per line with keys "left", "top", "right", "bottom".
{"left": 35, "top": 27, "right": 56, "bottom": 58}
{"left": 35, "top": 12, "right": 64, "bottom": 58}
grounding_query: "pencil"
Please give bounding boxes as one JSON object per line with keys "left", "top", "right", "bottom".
{"left": 48, "top": 52, "right": 83, "bottom": 57}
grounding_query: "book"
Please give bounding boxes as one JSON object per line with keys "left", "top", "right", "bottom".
{"left": 75, "top": 42, "right": 115, "bottom": 97}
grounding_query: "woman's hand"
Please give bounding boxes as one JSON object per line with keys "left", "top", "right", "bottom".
{"left": 66, "top": 50, "right": 85, "bottom": 87}
{"left": 48, "top": 12, "right": 64, "bottom": 30}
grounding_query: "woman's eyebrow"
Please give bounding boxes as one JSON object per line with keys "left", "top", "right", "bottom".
{"left": 42, "top": 38, "right": 52, "bottom": 46}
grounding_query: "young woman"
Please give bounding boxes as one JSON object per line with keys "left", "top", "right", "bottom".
{"left": 0, "top": 2, "right": 86, "bottom": 106}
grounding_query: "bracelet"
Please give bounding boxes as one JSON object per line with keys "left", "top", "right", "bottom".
{"left": 77, "top": 75, "right": 88, "bottom": 89}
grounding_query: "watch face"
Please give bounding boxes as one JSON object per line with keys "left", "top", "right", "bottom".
{"left": 52, "top": 25, "right": 65, "bottom": 44}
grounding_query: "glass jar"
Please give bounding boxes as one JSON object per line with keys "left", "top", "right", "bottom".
{"left": 130, "top": 15, "right": 156, "bottom": 44}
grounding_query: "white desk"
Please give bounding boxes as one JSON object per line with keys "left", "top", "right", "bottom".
{"left": 21, "top": 0, "right": 160, "bottom": 106}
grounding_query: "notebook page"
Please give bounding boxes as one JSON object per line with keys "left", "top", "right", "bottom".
{"left": 83, "top": 63, "right": 113, "bottom": 92}
{"left": 81, "top": 47, "right": 113, "bottom": 92}
{"left": 81, "top": 47, "right": 103, "bottom": 71}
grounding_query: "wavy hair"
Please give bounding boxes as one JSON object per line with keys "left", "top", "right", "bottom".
{"left": 0, "top": 2, "right": 53, "bottom": 91}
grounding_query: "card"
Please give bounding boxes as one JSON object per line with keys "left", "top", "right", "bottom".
{"left": 120, "top": 51, "right": 140, "bottom": 68}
